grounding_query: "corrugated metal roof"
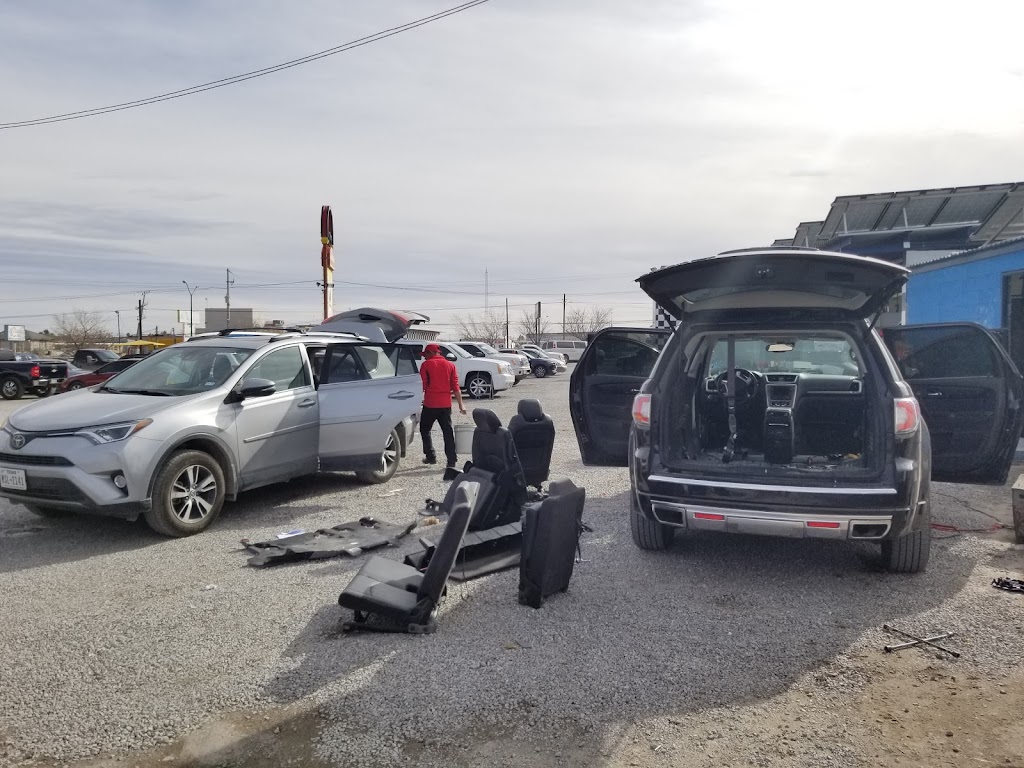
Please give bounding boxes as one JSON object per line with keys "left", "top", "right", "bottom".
{"left": 910, "top": 234, "right": 1024, "bottom": 271}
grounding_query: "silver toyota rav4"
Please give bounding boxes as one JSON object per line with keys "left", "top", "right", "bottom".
{"left": 0, "top": 330, "right": 422, "bottom": 536}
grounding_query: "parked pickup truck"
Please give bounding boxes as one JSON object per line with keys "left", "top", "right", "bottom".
{"left": 0, "top": 350, "right": 69, "bottom": 400}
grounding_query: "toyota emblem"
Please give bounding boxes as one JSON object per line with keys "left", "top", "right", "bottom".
{"left": 11, "top": 434, "right": 26, "bottom": 450}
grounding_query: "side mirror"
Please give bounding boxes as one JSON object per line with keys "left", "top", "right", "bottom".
{"left": 226, "top": 377, "right": 276, "bottom": 403}
{"left": 445, "top": 353, "right": 457, "bottom": 362}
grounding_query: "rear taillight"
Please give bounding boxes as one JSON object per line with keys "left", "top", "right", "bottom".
{"left": 894, "top": 397, "right": 920, "bottom": 436}
{"left": 30, "top": 365, "right": 40, "bottom": 378}
{"left": 632, "top": 393, "right": 652, "bottom": 427}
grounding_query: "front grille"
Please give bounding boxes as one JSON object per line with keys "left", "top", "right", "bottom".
{"left": 0, "top": 453, "right": 73, "bottom": 467}
{"left": 4, "top": 477, "right": 85, "bottom": 502}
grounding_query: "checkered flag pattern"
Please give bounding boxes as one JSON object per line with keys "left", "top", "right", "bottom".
{"left": 649, "top": 264, "right": 677, "bottom": 330}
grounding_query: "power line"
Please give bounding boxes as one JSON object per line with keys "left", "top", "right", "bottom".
{"left": 0, "top": 1, "right": 491, "bottom": 130}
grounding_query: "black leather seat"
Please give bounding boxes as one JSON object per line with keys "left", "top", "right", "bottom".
{"left": 519, "top": 478, "right": 587, "bottom": 608}
{"left": 508, "top": 399, "right": 555, "bottom": 489}
{"left": 464, "top": 409, "right": 527, "bottom": 530}
{"left": 338, "top": 483, "right": 478, "bottom": 634}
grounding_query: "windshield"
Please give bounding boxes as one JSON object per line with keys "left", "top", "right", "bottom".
{"left": 101, "top": 346, "right": 254, "bottom": 396}
{"left": 477, "top": 343, "right": 500, "bottom": 355}
{"left": 95, "top": 350, "right": 120, "bottom": 362}
{"left": 708, "top": 336, "right": 860, "bottom": 376}
{"left": 445, "top": 344, "right": 472, "bottom": 359}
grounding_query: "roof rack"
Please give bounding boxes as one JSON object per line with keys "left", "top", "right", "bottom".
{"left": 215, "top": 327, "right": 305, "bottom": 336}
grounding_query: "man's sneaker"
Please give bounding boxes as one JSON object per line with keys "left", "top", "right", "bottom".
{"left": 423, "top": 456, "right": 437, "bottom": 465}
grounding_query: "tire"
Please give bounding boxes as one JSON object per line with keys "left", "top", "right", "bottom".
{"left": 629, "top": 487, "right": 674, "bottom": 551}
{"left": 356, "top": 428, "right": 401, "bottom": 485}
{"left": 1, "top": 377, "right": 24, "bottom": 400}
{"left": 34, "top": 388, "right": 51, "bottom": 398}
{"left": 881, "top": 485, "right": 931, "bottom": 573}
{"left": 532, "top": 365, "right": 548, "bottom": 379}
{"left": 68, "top": 382, "right": 85, "bottom": 391}
{"left": 24, "top": 504, "right": 72, "bottom": 518}
{"left": 466, "top": 373, "right": 492, "bottom": 399}
{"left": 144, "top": 450, "right": 226, "bottom": 537}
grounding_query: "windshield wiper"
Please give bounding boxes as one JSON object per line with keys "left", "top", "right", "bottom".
{"left": 108, "top": 388, "right": 172, "bottom": 396}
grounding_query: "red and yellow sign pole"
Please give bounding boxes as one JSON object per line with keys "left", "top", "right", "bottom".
{"left": 320, "top": 205, "right": 335, "bottom": 321}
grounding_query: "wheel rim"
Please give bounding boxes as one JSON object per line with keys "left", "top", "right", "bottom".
{"left": 169, "top": 464, "right": 218, "bottom": 523}
{"left": 469, "top": 377, "right": 490, "bottom": 397}
{"left": 2, "top": 381, "right": 16, "bottom": 397}
{"left": 69, "top": 382, "right": 83, "bottom": 390}
{"left": 378, "top": 432, "right": 399, "bottom": 474}
{"left": 535, "top": 367, "right": 547, "bottom": 378}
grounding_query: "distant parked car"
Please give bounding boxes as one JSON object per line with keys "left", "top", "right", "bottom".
{"left": 542, "top": 339, "right": 587, "bottom": 362}
{"left": 0, "top": 349, "right": 69, "bottom": 400}
{"left": 454, "top": 342, "right": 531, "bottom": 382}
{"left": 71, "top": 348, "right": 120, "bottom": 371}
{"left": 501, "top": 349, "right": 559, "bottom": 378}
{"left": 58, "top": 358, "right": 140, "bottom": 392}
{"left": 520, "top": 343, "right": 569, "bottom": 368}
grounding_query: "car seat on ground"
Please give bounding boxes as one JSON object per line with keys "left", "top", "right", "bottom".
{"left": 518, "top": 478, "right": 587, "bottom": 609}
{"left": 508, "top": 399, "right": 555, "bottom": 490}
{"left": 338, "top": 483, "right": 478, "bottom": 634}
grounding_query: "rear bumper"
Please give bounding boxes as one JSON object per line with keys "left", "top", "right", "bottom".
{"left": 647, "top": 498, "right": 899, "bottom": 540}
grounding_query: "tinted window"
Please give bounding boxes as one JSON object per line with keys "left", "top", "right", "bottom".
{"left": 884, "top": 325, "right": 998, "bottom": 379}
{"left": 323, "top": 348, "right": 369, "bottom": 383}
{"left": 96, "top": 359, "right": 136, "bottom": 375}
{"left": 587, "top": 332, "right": 667, "bottom": 377}
{"left": 708, "top": 337, "right": 859, "bottom": 376}
{"left": 246, "top": 346, "right": 310, "bottom": 391}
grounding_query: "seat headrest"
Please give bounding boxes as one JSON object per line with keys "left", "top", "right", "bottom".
{"left": 517, "top": 399, "right": 544, "bottom": 422}
{"left": 472, "top": 408, "right": 502, "bottom": 433}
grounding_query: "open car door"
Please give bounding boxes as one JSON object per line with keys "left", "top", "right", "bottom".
{"left": 881, "top": 323, "right": 1024, "bottom": 484}
{"left": 570, "top": 328, "right": 670, "bottom": 466}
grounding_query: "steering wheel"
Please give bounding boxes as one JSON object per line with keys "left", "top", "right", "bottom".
{"left": 714, "top": 368, "right": 760, "bottom": 406}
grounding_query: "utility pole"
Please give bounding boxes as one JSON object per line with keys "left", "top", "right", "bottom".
{"left": 484, "top": 269, "right": 489, "bottom": 312}
{"left": 562, "top": 294, "right": 567, "bottom": 338}
{"left": 505, "top": 298, "right": 509, "bottom": 348}
{"left": 136, "top": 299, "right": 143, "bottom": 340}
{"left": 182, "top": 281, "right": 197, "bottom": 338}
{"left": 319, "top": 206, "right": 335, "bottom": 321}
{"left": 225, "top": 269, "right": 234, "bottom": 327}
{"left": 114, "top": 311, "right": 121, "bottom": 344}
{"left": 535, "top": 301, "right": 541, "bottom": 344}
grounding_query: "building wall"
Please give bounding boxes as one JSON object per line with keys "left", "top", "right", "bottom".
{"left": 907, "top": 248, "right": 1024, "bottom": 327}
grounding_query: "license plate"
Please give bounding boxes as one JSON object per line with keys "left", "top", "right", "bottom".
{"left": 0, "top": 467, "right": 27, "bottom": 491}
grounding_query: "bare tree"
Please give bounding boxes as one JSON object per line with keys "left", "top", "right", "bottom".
{"left": 452, "top": 311, "right": 508, "bottom": 346}
{"left": 52, "top": 309, "right": 111, "bottom": 348}
{"left": 515, "top": 310, "right": 552, "bottom": 345}
{"left": 563, "top": 306, "right": 613, "bottom": 339}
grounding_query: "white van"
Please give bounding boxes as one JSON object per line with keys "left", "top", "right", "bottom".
{"left": 541, "top": 339, "right": 587, "bottom": 362}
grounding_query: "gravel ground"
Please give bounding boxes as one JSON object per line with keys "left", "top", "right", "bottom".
{"left": 1, "top": 374, "right": 1023, "bottom": 768}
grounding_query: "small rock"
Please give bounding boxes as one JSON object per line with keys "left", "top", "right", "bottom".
{"left": 945, "top": 731, "right": 953, "bottom": 737}
{"left": 161, "top": 758, "right": 175, "bottom": 763}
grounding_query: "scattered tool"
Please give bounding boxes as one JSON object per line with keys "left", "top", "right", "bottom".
{"left": 882, "top": 624, "right": 961, "bottom": 658}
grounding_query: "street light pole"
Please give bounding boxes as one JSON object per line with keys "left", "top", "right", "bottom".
{"left": 114, "top": 311, "right": 121, "bottom": 344}
{"left": 182, "top": 281, "right": 197, "bottom": 338}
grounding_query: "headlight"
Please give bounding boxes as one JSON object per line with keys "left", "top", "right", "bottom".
{"left": 76, "top": 419, "right": 152, "bottom": 444}
{"left": 500, "top": 364, "right": 512, "bottom": 373}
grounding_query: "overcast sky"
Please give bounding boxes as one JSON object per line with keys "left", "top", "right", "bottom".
{"left": 3, "top": 0, "right": 1024, "bottom": 337}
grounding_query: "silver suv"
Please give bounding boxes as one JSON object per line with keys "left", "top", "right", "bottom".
{"left": 0, "top": 331, "right": 422, "bottom": 536}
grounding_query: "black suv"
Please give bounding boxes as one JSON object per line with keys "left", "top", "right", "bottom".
{"left": 570, "top": 248, "right": 1024, "bottom": 573}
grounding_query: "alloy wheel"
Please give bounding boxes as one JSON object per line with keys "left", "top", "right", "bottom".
{"left": 169, "top": 464, "right": 218, "bottom": 523}
{"left": 379, "top": 431, "right": 399, "bottom": 473}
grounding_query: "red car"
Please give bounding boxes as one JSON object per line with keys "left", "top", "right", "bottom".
{"left": 58, "top": 358, "right": 139, "bottom": 392}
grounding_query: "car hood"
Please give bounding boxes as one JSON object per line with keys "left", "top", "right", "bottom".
{"left": 312, "top": 308, "right": 430, "bottom": 342}
{"left": 638, "top": 249, "right": 909, "bottom": 320}
{"left": 8, "top": 389, "right": 181, "bottom": 432}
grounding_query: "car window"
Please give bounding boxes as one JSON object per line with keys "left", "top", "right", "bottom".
{"left": 708, "top": 337, "right": 860, "bottom": 376}
{"left": 440, "top": 344, "right": 470, "bottom": 359}
{"left": 323, "top": 348, "right": 370, "bottom": 383}
{"left": 884, "top": 325, "right": 999, "bottom": 380}
{"left": 478, "top": 343, "right": 500, "bottom": 355}
{"left": 353, "top": 345, "right": 397, "bottom": 379}
{"left": 575, "top": 342, "right": 587, "bottom": 349}
{"left": 587, "top": 332, "right": 668, "bottom": 376}
{"left": 245, "top": 346, "right": 310, "bottom": 391}
{"left": 384, "top": 344, "right": 419, "bottom": 375}
{"left": 96, "top": 360, "right": 135, "bottom": 375}
{"left": 96, "top": 350, "right": 119, "bottom": 362}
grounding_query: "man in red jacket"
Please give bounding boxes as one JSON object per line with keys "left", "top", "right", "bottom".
{"left": 419, "top": 343, "right": 467, "bottom": 467}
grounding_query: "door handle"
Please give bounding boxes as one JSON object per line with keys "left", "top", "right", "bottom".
{"left": 388, "top": 391, "right": 416, "bottom": 400}
{"left": 297, "top": 398, "right": 317, "bottom": 408}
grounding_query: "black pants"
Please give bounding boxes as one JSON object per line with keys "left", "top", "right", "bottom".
{"left": 420, "top": 406, "right": 456, "bottom": 465}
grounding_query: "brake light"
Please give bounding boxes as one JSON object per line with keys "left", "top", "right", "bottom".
{"left": 632, "top": 393, "right": 652, "bottom": 427}
{"left": 30, "top": 365, "right": 40, "bottom": 379}
{"left": 894, "top": 397, "right": 920, "bottom": 436}
{"left": 693, "top": 512, "right": 725, "bottom": 521}
{"left": 806, "top": 521, "right": 841, "bottom": 529}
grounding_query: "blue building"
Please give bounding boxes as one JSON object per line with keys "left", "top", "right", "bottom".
{"left": 906, "top": 237, "right": 1024, "bottom": 371}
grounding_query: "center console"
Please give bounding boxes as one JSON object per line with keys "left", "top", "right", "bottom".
{"left": 763, "top": 375, "right": 797, "bottom": 463}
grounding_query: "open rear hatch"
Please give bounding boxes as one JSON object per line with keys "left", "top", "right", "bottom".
{"left": 638, "top": 249, "right": 909, "bottom": 321}
{"left": 313, "top": 308, "right": 430, "bottom": 342}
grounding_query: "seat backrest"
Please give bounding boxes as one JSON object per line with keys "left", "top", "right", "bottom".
{"left": 508, "top": 399, "right": 555, "bottom": 488}
{"left": 467, "top": 409, "right": 527, "bottom": 530}
{"left": 471, "top": 409, "right": 515, "bottom": 474}
{"left": 418, "top": 483, "right": 478, "bottom": 602}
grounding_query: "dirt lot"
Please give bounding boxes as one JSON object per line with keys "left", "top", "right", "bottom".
{"left": 1, "top": 376, "right": 1023, "bottom": 768}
